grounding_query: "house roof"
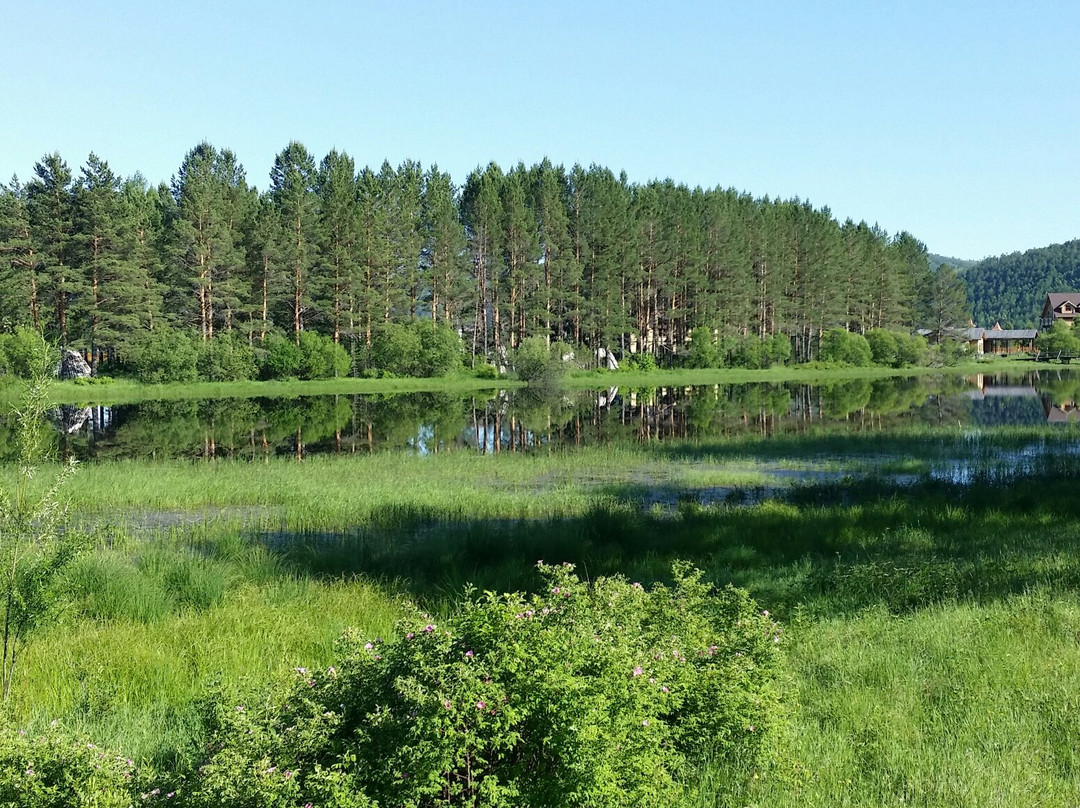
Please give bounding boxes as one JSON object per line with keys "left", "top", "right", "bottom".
{"left": 1045, "top": 293, "right": 1080, "bottom": 311}
{"left": 983, "top": 329, "right": 1038, "bottom": 340}
{"left": 944, "top": 326, "right": 987, "bottom": 340}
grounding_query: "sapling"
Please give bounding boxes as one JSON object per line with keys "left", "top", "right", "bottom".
{"left": 0, "top": 332, "right": 84, "bottom": 700}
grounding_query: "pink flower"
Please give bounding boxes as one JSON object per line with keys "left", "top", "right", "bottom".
{"left": 633, "top": 666, "right": 643, "bottom": 677}
{"left": 476, "top": 701, "right": 486, "bottom": 710}
{"left": 465, "top": 650, "right": 474, "bottom": 658}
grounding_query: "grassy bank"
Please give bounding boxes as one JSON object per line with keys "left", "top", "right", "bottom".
{"left": 7, "top": 427, "right": 1080, "bottom": 804}
{"left": 0, "top": 353, "right": 1052, "bottom": 406}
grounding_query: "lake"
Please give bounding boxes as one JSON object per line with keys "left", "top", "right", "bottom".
{"left": 27, "top": 369, "right": 1080, "bottom": 462}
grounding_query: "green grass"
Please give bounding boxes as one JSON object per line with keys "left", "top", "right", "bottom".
{"left": 9, "top": 426, "right": 1080, "bottom": 804}
{"left": 740, "top": 594, "right": 1080, "bottom": 807}
{"left": 564, "top": 354, "right": 1047, "bottom": 389}
{"left": 36, "top": 372, "right": 523, "bottom": 406}
{"left": 10, "top": 531, "right": 404, "bottom": 767}
{"left": 0, "top": 352, "right": 1060, "bottom": 406}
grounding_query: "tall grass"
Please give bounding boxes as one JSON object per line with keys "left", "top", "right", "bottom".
{"left": 8, "top": 530, "right": 403, "bottom": 767}
{"left": 739, "top": 594, "right": 1080, "bottom": 807}
{"left": 8, "top": 426, "right": 1080, "bottom": 804}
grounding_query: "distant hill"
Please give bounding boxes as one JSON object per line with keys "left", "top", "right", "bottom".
{"left": 929, "top": 253, "right": 980, "bottom": 273}
{"left": 964, "top": 240, "right": 1080, "bottom": 328}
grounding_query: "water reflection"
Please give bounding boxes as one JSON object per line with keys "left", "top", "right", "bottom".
{"left": 9, "top": 370, "right": 1080, "bottom": 461}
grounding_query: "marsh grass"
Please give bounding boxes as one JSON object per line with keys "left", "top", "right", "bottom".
{"left": 9, "top": 529, "right": 404, "bottom": 767}
{"left": 9, "top": 426, "right": 1080, "bottom": 804}
{"left": 736, "top": 594, "right": 1080, "bottom": 807}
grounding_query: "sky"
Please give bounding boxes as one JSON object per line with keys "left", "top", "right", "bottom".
{"left": 2, "top": 0, "right": 1077, "bottom": 261}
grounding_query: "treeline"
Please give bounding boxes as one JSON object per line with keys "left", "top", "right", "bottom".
{"left": 0, "top": 143, "right": 960, "bottom": 376}
{"left": 965, "top": 240, "right": 1080, "bottom": 328}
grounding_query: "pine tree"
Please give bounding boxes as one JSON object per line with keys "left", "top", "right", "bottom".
{"left": 528, "top": 159, "right": 577, "bottom": 345}
{"left": 25, "top": 153, "right": 79, "bottom": 344}
{"left": 501, "top": 165, "right": 540, "bottom": 348}
{"left": 421, "top": 165, "right": 469, "bottom": 329}
{"left": 270, "top": 142, "right": 319, "bottom": 343}
{"left": 0, "top": 178, "right": 42, "bottom": 330}
{"left": 315, "top": 149, "right": 361, "bottom": 344}
{"left": 461, "top": 164, "right": 505, "bottom": 362}
{"left": 170, "top": 143, "right": 251, "bottom": 339}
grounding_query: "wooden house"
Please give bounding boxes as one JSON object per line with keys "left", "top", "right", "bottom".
{"left": 1040, "top": 293, "right": 1080, "bottom": 329}
{"left": 981, "top": 322, "right": 1037, "bottom": 355}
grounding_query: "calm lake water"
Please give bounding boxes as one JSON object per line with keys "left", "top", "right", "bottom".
{"left": 24, "top": 370, "right": 1080, "bottom": 462}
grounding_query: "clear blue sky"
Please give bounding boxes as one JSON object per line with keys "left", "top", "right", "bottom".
{"left": 2, "top": 0, "right": 1077, "bottom": 260}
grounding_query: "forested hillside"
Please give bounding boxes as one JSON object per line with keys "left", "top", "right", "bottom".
{"left": 966, "top": 241, "right": 1080, "bottom": 327}
{"left": 0, "top": 143, "right": 950, "bottom": 371}
{"left": 929, "top": 253, "right": 979, "bottom": 273}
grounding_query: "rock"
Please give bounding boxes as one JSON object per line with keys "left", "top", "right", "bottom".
{"left": 595, "top": 347, "right": 620, "bottom": 371}
{"left": 56, "top": 349, "right": 92, "bottom": 380}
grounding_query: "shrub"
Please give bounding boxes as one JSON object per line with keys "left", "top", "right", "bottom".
{"left": 625, "top": 351, "right": 659, "bottom": 372}
{"left": 260, "top": 334, "right": 302, "bottom": 380}
{"left": 510, "top": 336, "right": 566, "bottom": 388}
{"left": 128, "top": 327, "right": 199, "bottom": 384}
{"left": 368, "top": 321, "right": 464, "bottom": 378}
{"left": 765, "top": 333, "right": 792, "bottom": 366}
{"left": 819, "top": 328, "right": 873, "bottom": 366}
{"left": 416, "top": 323, "right": 464, "bottom": 377}
{"left": 297, "top": 331, "right": 350, "bottom": 380}
{"left": 685, "top": 329, "right": 720, "bottom": 368}
{"left": 0, "top": 724, "right": 136, "bottom": 807}
{"left": 0, "top": 327, "right": 58, "bottom": 379}
{"left": 896, "top": 332, "right": 928, "bottom": 366}
{"left": 727, "top": 335, "right": 765, "bottom": 369}
{"left": 368, "top": 322, "right": 422, "bottom": 377}
{"left": 1037, "top": 320, "right": 1080, "bottom": 355}
{"left": 186, "top": 563, "right": 783, "bottom": 808}
{"left": 865, "top": 329, "right": 900, "bottom": 367}
{"left": 197, "top": 334, "right": 257, "bottom": 381}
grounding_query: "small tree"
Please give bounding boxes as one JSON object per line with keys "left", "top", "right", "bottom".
{"left": 0, "top": 332, "right": 84, "bottom": 699}
{"left": 1036, "top": 321, "right": 1080, "bottom": 356}
{"left": 820, "top": 329, "right": 873, "bottom": 366}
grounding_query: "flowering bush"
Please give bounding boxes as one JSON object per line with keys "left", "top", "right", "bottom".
{"left": 186, "top": 563, "right": 783, "bottom": 807}
{"left": 0, "top": 723, "right": 136, "bottom": 807}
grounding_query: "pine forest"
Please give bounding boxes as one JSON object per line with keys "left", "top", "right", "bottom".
{"left": 0, "top": 143, "right": 957, "bottom": 375}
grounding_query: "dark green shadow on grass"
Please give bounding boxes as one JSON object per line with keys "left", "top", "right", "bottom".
{"left": 260, "top": 462, "right": 1080, "bottom": 620}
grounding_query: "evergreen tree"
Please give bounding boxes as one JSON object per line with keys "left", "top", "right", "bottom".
{"left": 269, "top": 142, "right": 319, "bottom": 342}
{"left": 528, "top": 159, "right": 578, "bottom": 345}
{"left": 118, "top": 175, "right": 168, "bottom": 342}
{"left": 25, "top": 153, "right": 79, "bottom": 344}
{"left": 315, "top": 149, "right": 361, "bottom": 344}
{"left": 0, "top": 179, "right": 42, "bottom": 330}
{"left": 461, "top": 163, "right": 505, "bottom": 361}
{"left": 420, "top": 165, "right": 469, "bottom": 329}
{"left": 575, "top": 166, "right": 635, "bottom": 352}
{"left": 501, "top": 165, "right": 541, "bottom": 348}
{"left": 922, "top": 262, "right": 971, "bottom": 333}
{"left": 170, "top": 143, "right": 251, "bottom": 339}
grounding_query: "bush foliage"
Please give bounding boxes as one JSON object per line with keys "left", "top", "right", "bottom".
{"left": 187, "top": 563, "right": 782, "bottom": 807}
{"left": 0, "top": 724, "right": 137, "bottom": 808}
{"left": 368, "top": 321, "right": 464, "bottom": 378}
{"left": 819, "top": 328, "right": 873, "bottom": 366}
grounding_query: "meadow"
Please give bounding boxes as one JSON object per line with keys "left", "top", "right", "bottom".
{"left": 6, "top": 413, "right": 1080, "bottom": 805}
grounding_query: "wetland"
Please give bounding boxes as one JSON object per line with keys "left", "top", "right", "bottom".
{"left": 6, "top": 367, "right": 1080, "bottom": 806}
